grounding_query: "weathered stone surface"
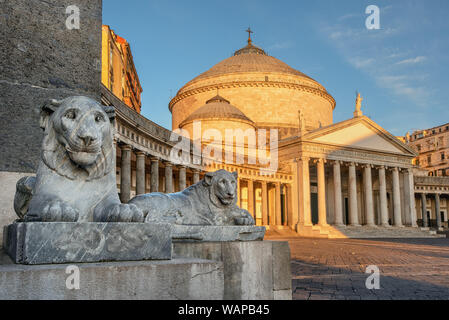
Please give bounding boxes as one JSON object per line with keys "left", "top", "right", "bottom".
{"left": 0, "top": 251, "right": 224, "bottom": 300}
{"left": 173, "top": 240, "right": 292, "bottom": 300}
{"left": 0, "top": 0, "right": 102, "bottom": 173}
{"left": 129, "top": 170, "right": 255, "bottom": 226}
{"left": 272, "top": 241, "right": 292, "bottom": 291}
{"left": 4, "top": 222, "right": 172, "bottom": 264}
{"left": 173, "top": 225, "right": 265, "bottom": 242}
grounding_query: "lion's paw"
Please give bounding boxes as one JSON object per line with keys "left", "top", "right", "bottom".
{"left": 104, "top": 204, "right": 144, "bottom": 222}
{"left": 42, "top": 201, "right": 79, "bottom": 222}
{"left": 234, "top": 215, "right": 255, "bottom": 226}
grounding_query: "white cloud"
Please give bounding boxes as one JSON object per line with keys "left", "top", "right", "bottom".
{"left": 396, "top": 56, "right": 427, "bottom": 65}
{"left": 267, "top": 41, "right": 294, "bottom": 51}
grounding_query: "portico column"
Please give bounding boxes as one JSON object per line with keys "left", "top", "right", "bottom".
{"left": 275, "top": 182, "right": 282, "bottom": 225}
{"left": 165, "top": 162, "right": 173, "bottom": 193}
{"left": 333, "top": 161, "right": 344, "bottom": 226}
{"left": 435, "top": 193, "right": 442, "bottom": 229}
{"left": 421, "top": 193, "right": 428, "bottom": 227}
{"left": 136, "top": 151, "right": 146, "bottom": 195}
{"left": 178, "top": 165, "right": 186, "bottom": 191}
{"left": 150, "top": 157, "right": 159, "bottom": 192}
{"left": 248, "top": 180, "right": 255, "bottom": 218}
{"left": 363, "top": 165, "right": 375, "bottom": 226}
{"left": 392, "top": 167, "right": 403, "bottom": 227}
{"left": 378, "top": 166, "right": 389, "bottom": 226}
{"left": 193, "top": 169, "right": 200, "bottom": 184}
{"left": 317, "top": 158, "right": 328, "bottom": 226}
{"left": 348, "top": 163, "right": 360, "bottom": 226}
{"left": 403, "top": 168, "right": 417, "bottom": 227}
{"left": 262, "top": 181, "right": 268, "bottom": 225}
{"left": 120, "top": 145, "right": 132, "bottom": 203}
{"left": 297, "top": 157, "right": 312, "bottom": 226}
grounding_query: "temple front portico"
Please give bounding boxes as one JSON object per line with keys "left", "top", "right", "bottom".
{"left": 278, "top": 107, "right": 419, "bottom": 238}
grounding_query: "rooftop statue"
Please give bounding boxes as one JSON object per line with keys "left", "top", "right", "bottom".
{"left": 129, "top": 169, "right": 255, "bottom": 226}
{"left": 14, "top": 96, "right": 144, "bottom": 223}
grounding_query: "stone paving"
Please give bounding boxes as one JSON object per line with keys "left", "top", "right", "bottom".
{"left": 283, "top": 237, "right": 449, "bottom": 300}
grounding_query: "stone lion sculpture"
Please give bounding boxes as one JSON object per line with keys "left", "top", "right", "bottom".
{"left": 128, "top": 169, "right": 255, "bottom": 226}
{"left": 14, "top": 96, "right": 144, "bottom": 222}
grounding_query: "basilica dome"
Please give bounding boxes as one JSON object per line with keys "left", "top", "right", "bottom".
{"left": 169, "top": 34, "right": 336, "bottom": 139}
{"left": 179, "top": 94, "right": 256, "bottom": 139}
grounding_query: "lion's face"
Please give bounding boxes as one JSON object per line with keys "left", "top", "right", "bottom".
{"left": 51, "top": 97, "right": 110, "bottom": 166}
{"left": 40, "top": 96, "right": 116, "bottom": 180}
{"left": 204, "top": 170, "right": 238, "bottom": 207}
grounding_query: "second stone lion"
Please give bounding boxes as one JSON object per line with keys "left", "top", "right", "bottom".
{"left": 128, "top": 169, "right": 255, "bottom": 226}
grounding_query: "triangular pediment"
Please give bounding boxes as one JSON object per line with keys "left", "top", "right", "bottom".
{"left": 305, "top": 116, "right": 417, "bottom": 156}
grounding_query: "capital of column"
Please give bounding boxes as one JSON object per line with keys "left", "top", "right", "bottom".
{"left": 120, "top": 144, "right": 132, "bottom": 151}
{"left": 150, "top": 156, "right": 159, "bottom": 162}
{"left": 164, "top": 161, "right": 173, "bottom": 167}
{"left": 136, "top": 151, "right": 146, "bottom": 157}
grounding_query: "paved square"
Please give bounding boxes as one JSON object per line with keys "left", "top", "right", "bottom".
{"left": 283, "top": 238, "right": 449, "bottom": 300}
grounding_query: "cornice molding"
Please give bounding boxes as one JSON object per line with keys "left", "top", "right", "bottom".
{"left": 168, "top": 80, "right": 336, "bottom": 112}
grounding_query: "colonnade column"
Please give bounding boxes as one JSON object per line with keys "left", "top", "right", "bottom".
{"left": 150, "top": 157, "right": 159, "bottom": 192}
{"left": 275, "top": 182, "right": 282, "bottom": 225}
{"left": 178, "top": 165, "right": 186, "bottom": 191}
{"left": 317, "top": 158, "right": 328, "bottom": 226}
{"left": 193, "top": 169, "right": 200, "bottom": 184}
{"left": 378, "top": 166, "right": 390, "bottom": 226}
{"left": 247, "top": 180, "right": 255, "bottom": 218}
{"left": 120, "top": 145, "right": 131, "bottom": 203}
{"left": 165, "top": 162, "right": 173, "bottom": 193}
{"left": 421, "top": 193, "right": 428, "bottom": 227}
{"left": 363, "top": 165, "right": 375, "bottom": 226}
{"left": 392, "top": 167, "right": 403, "bottom": 227}
{"left": 333, "top": 161, "right": 344, "bottom": 226}
{"left": 435, "top": 193, "right": 442, "bottom": 229}
{"left": 348, "top": 163, "right": 360, "bottom": 226}
{"left": 261, "top": 181, "right": 268, "bottom": 225}
{"left": 297, "top": 157, "right": 312, "bottom": 226}
{"left": 136, "top": 152, "right": 146, "bottom": 195}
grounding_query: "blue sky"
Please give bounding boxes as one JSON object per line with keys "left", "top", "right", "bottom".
{"left": 103, "top": 0, "right": 449, "bottom": 135}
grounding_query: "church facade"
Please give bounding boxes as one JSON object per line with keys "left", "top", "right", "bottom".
{"left": 109, "top": 33, "right": 447, "bottom": 238}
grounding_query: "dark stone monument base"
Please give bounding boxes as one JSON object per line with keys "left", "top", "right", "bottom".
{"left": 172, "top": 225, "right": 266, "bottom": 242}
{"left": 4, "top": 222, "right": 172, "bottom": 265}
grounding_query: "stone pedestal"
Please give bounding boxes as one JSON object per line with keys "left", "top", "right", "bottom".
{"left": 173, "top": 240, "right": 292, "bottom": 300}
{"left": 0, "top": 252, "right": 224, "bottom": 300}
{"left": 4, "top": 222, "right": 172, "bottom": 264}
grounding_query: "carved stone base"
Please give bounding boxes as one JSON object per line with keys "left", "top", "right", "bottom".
{"left": 4, "top": 222, "right": 172, "bottom": 265}
{"left": 172, "top": 225, "right": 266, "bottom": 242}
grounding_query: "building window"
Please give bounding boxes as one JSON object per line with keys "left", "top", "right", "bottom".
{"left": 442, "top": 153, "right": 446, "bottom": 161}
{"left": 417, "top": 144, "right": 421, "bottom": 152}
{"left": 427, "top": 155, "right": 432, "bottom": 164}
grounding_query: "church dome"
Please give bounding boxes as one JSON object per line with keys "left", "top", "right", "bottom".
{"left": 180, "top": 95, "right": 254, "bottom": 126}
{"left": 170, "top": 32, "right": 336, "bottom": 139}
{"left": 187, "top": 43, "right": 315, "bottom": 85}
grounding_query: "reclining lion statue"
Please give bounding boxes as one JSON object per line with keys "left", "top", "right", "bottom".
{"left": 128, "top": 169, "right": 255, "bottom": 226}
{"left": 14, "top": 96, "right": 144, "bottom": 222}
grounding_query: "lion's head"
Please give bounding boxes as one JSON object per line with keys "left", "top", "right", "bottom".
{"left": 40, "top": 96, "right": 116, "bottom": 181}
{"left": 203, "top": 169, "right": 238, "bottom": 208}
